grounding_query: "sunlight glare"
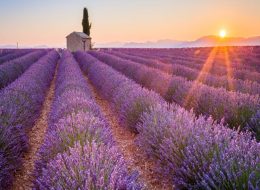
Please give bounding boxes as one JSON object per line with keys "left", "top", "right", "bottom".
{"left": 219, "top": 29, "right": 227, "bottom": 38}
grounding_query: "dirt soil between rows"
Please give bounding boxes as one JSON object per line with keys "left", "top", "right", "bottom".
{"left": 84, "top": 76, "right": 173, "bottom": 190}
{"left": 12, "top": 65, "right": 58, "bottom": 190}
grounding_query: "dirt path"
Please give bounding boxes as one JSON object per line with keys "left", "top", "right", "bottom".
{"left": 84, "top": 76, "right": 173, "bottom": 190}
{"left": 12, "top": 66, "right": 57, "bottom": 190}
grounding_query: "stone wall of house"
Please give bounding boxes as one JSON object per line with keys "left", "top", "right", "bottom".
{"left": 67, "top": 33, "right": 91, "bottom": 52}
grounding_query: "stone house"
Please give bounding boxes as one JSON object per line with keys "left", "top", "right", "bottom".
{"left": 66, "top": 32, "right": 91, "bottom": 52}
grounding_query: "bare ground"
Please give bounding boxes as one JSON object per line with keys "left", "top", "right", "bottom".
{"left": 84, "top": 76, "right": 173, "bottom": 190}
{"left": 12, "top": 67, "right": 57, "bottom": 190}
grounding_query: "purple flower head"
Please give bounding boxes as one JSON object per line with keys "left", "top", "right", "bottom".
{"left": 137, "top": 102, "right": 260, "bottom": 189}
{"left": 0, "top": 125, "right": 28, "bottom": 189}
{"left": 0, "top": 50, "right": 58, "bottom": 189}
{"left": 36, "top": 111, "right": 114, "bottom": 175}
{"left": 35, "top": 142, "right": 142, "bottom": 190}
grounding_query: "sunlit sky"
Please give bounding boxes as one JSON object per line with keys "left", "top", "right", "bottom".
{"left": 0, "top": 0, "right": 260, "bottom": 47}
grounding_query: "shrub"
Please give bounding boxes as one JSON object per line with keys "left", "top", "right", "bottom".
{"left": 35, "top": 142, "right": 141, "bottom": 190}
{"left": 0, "top": 125, "right": 28, "bottom": 189}
{"left": 137, "top": 103, "right": 260, "bottom": 189}
{"left": 35, "top": 111, "right": 113, "bottom": 177}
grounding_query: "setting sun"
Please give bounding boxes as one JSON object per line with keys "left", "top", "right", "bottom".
{"left": 219, "top": 29, "right": 227, "bottom": 38}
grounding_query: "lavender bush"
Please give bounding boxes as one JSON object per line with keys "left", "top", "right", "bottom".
{"left": 76, "top": 51, "right": 260, "bottom": 189}
{"left": 0, "top": 50, "right": 59, "bottom": 129}
{"left": 0, "top": 50, "right": 58, "bottom": 189}
{"left": 36, "top": 111, "right": 114, "bottom": 173}
{"left": 0, "top": 49, "right": 14, "bottom": 57}
{"left": 0, "top": 125, "right": 28, "bottom": 189}
{"left": 49, "top": 90, "right": 103, "bottom": 125}
{"left": 75, "top": 51, "right": 163, "bottom": 132}
{"left": 200, "top": 136, "right": 260, "bottom": 189}
{"left": 0, "top": 49, "right": 31, "bottom": 64}
{"left": 246, "top": 110, "right": 260, "bottom": 141}
{"left": 0, "top": 50, "right": 47, "bottom": 89}
{"left": 108, "top": 50, "right": 260, "bottom": 95}
{"left": 114, "top": 47, "right": 260, "bottom": 82}
{"left": 137, "top": 103, "right": 260, "bottom": 189}
{"left": 0, "top": 154, "right": 12, "bottom": 189}
{"left": 89, "top": 51, "right": 259, "bottom": 129}
{"left": 36, "top": 142, "right": 141, "bottom": 190}
{"left": 34, "top": 50, "right": 141, "bottom": 189}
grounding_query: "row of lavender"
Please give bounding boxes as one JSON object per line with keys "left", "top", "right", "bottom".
{"left": 106, "top": 50, "right": 260, "bottom": 95}
{"left": 0, "top": 49, "right": 16, "bottom": 57}
{"left": 0, "top": 49, "right": 33, "bottom": 65}
{"left": 0, "top": 51, "right": 59, "bottom": 189}
{"left": 158, "top": 49, "right": 260, "bottom": 73}
{"left": 33, "top": 51, "right": 141, "bottom": 189}
{"left": 88, "top": 51, "right": 259, "bottom": 133}
{"left": 0, "top": 50, "right": 48, "bottom": 90}
{"left": 159, "top": 54, "right": 260, "bottom": 83}
{"left": 116, "top": 48, "right": 260, "bottom": 83}
{"left": 75, "top": 51, "right": 260, "bottom": 189}
{"left": 116, "top": 47, "right": 260, "bottom": 72}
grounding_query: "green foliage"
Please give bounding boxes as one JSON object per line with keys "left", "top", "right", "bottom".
{"left": 82, "top": 8, "right": 91, "bottom": 36}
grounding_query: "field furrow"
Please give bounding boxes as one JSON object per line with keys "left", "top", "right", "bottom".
{"left": 0, "top": 46, "right": 259, "bottom": 189}
{"left": 117, "top": 48, "right": 260, "bottom": 83}
{"left": 0, "top": 50, "right": 32, "bottom": 65}
{"left": 84, "top": 76, "right": 172, "bottom": 189}
{"left": 107, "top": 50, "right": 260, "bottom": 95}
{"left": 12, "top": 63, "right": 57, "bottom": 190}
{"left": 75, "top": 51, "right": 260, "bottom": 189}
{"left": 0, "top": 50, "right": 48, "bottom": 90}
{"left": 33, "top": 51, "right": 142, "bottom": 189}
{"left": 0, "top": 50, "right": 59, "bottom": 189}
{"left": 88, "top": 51, "right": 259, "bottom": 130}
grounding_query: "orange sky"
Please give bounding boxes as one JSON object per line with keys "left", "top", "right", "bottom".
{"left": 0, "top": 0, "right": 260, "bottom": 47}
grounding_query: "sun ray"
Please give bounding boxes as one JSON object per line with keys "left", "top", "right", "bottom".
{"left": 183, "top": 47, "right": 218, "bottom": 108}
{"left": 223, "top": 47, "right": 234, "bottom": 91}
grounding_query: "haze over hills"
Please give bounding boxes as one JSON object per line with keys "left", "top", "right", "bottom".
{"left": 95, "top": 35, "right": 260, "bottom": 48}
{"left": 184, "top": 36, "right": 260, "bottom": 47}
{"left": 1, "top": 36, "right": 260, "bottom": 49}
{"left": 0, "top": 44, "right": 64, "bottom": 49}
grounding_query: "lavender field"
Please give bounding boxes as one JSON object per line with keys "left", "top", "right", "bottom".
{"left": 0, "top": 47, "right": 259, "bottom": 189}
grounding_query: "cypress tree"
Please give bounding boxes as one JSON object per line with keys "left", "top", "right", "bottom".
{"left": 82, "top": 8, "right": 91, "bottom": 36}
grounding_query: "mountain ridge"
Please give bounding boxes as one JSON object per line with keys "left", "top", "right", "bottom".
{"left": 96, "top": 35, "right": 260, "bottom": 48}
{"left": 1, "top": 36, "right": 260, "bottom": 48}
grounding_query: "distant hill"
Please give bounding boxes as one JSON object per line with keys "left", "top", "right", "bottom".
{"left": 1, "top": 36, "right": 260, "bottom": 49}
{"left": 181, "top": 36, "right": 260, "bottom": 47}
{"left": 122, "top": 39, "right": 184, "bottom": 48}
{"left": 95, "top": 36, "right": 260, "bottom": 48}
{"left": 0, "top": 44, "right": 64, "bottom": 49}
{"left": 0, "top": 44, "right": 17, "bottom": 49}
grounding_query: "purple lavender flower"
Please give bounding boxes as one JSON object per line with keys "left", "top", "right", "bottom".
{"left": 75, "top": 50, "right": 260, "bottom": 189}
{"left": 0, "top": 50, "right": 58, "bottom": 189}
{"left": 0, "top": 49, "right": 32, "bottom": 64}
{"left": 75, "top": 51, "right": 163, "bottom": 132}
{"left": 0, "top": 50, "right": 47, "bottom": 89}
{"left": 87, "top": 50, "right": 259, "bottom": 130}
{"left": 35, "top": 111, "right": 114, "bottom": 177}
{"left": 34, "top": 50, "right": 142, "bottom": 189}
{"left": 107, "top": 49, "right": 260, "bottom": 96}
{"left": 137, "top": 103, "right": 260, "bottom": 189}
{"left": 0, "top": 125, "right": 28, "bottom": 189}
{"left": 246, "top": 110, "right": 260, "bottom": 141}
{"left": 35, "top": 142, "right": 141, "bottom": 190}
{"left": 109, "top": 48, "right": 260, "bottom": 83}
{"left": 0, "top": 50, "right": 59, "bottom": 129}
